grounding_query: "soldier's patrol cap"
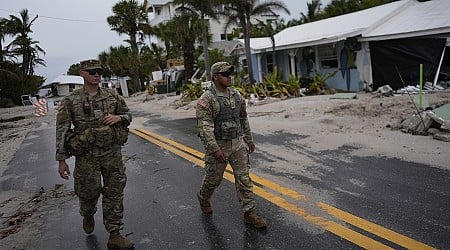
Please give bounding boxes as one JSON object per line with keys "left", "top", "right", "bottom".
{"left": 211, "top": 62, "right": 234, "bottom": 75}
{"left": 80, "top": 59, "right": 102, "bottom": 70}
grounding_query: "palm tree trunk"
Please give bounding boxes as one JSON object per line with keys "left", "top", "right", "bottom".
{"left": 130, "top": 33, "right": 142, "bottom": 92}
{"left": 201, "top": 14, "right": 211, "bottom": 81}
{"left": 244, "top": 18, "right": 255, "bottom": 86}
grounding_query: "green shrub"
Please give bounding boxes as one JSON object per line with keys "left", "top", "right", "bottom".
{"left": 306, "top": 70, "right": 337, "bottom": 95}
{"left": 0, "top": 98, "right": 16, "bottom": 108}
{"left": 181, "top": 82, "right": 203, "bottom": 100}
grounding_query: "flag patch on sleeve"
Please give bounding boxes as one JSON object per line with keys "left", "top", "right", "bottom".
{"left": 198, "top": 99, "right": 207, "bottom": 108}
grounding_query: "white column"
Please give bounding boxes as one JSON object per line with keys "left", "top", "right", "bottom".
{"left": 288, "top": 50, "right": 297, "bottom": 77}
{"left": 257, "top": 53, "right": 262, "bottom": 83}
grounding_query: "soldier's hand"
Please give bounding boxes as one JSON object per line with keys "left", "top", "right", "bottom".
{"left": 102, "top": 114, "right": 121, "bottom": 126}
{"left": 213, "top": 149, "right": 227, "bottom": 163}
{"left": 58, "top": 160, "right": 71, "bottom": 180}
{"left": 247, "top": 142, "right": 255, "bottom": 154}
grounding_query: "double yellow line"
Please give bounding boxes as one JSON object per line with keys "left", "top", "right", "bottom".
{"left": 131, "top": 128, "right": 435, "bottom": 250}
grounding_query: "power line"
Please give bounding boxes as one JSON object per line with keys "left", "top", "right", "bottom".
{"left": 0, "top": 8, "right": 105, "bottom": 23}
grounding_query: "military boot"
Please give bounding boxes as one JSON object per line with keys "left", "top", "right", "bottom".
{"left": 197, "top": 192, "right": 212, "bottom": 214}
{"left": 82, "top": 215, "right": 94, "bottom": 234}
{"left": 107, "top": 230, "right": 134, "bottom": 249}
{"left": 244, "top": 211, "right": 267, "bottom": 229}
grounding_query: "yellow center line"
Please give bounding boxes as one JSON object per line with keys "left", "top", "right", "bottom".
{"left": 130, "top": 128, "right": 435, "bottom": 250}
{"left": 317, "top": 202, "right": 434, "bottom": 250}
{"left": 132, "top": 129, "right": 205, "bottom": 167}
{"left": 134, "top": 128, "right": 307, "bottom": 201}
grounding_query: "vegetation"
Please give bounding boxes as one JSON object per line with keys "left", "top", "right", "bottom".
{"left": 0, "top": 0, "right": 402, "bottom": 107}
{"left": 174, "top": 0, "right": 221, "bottom": 81}
{"left": 284, "top": 0, "right": 398, "bottom": 27}
{"left": 306, "top": 70, "right": 338, "bottom": 95}
{"left": 0, "top": 9, "right": 46, "bottom": 107}
{"left": 180, "top": 82, "right": 204, "bottom": 101}
{"left": 234, "top": 70, "right": 301, "bottom": 99}
{"left": 221, "top": 0, "right": 290, "bottom": 86}
{"left": 107, "top": 0, "right": 150, "bottom": 92}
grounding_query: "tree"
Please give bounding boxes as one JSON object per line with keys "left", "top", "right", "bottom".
{"left": 107, "top": 0, "right": 149, "bottom": 91}
{"left": 99, "top": 46, "right": 133, "bottom": 78}
{"left": 152, "top": 11, "right": 203, "bottom": 82}
{"left": 0, "top": 9, "right": 45, "bottom": 106}
{"left": 145, "top": 43, "right": 167, "bottom": 71}
{"left": 153, "top": 18, "right": 183, "bottom": 63}
{"left": 174, "top": 0, "right": 221, "bottom": 81}
{"left": 222, "top": 0, "right": 290, "bottom": 85}
{"left": 6, "top": 9, "right": 45, "bottom": 76}
{"left": 254, "top": 19, "right": 277, "bottom": 72}
{"left": 301, "top": 0, "right": 323, "bottom": 23}
{"left": 171, "top": 12, "right": 203, "bottom": 81}
{"left": 67, "top": 63, "right": 81, "bottom": 76}
{"left": 320, "top": 0, "right": 399, "bottom": 19}
{"left": 0, "top": 17, "right": 9, "bottom": 63}
{"left": 323, "top": 0, "right": 360, "bottom": 17}
{"left": 140, "top": 44, "right": 164, "bottom": 80}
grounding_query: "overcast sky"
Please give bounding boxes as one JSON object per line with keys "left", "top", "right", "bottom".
{"left": 1, "top": 0, "right": 331, "bottom": 84}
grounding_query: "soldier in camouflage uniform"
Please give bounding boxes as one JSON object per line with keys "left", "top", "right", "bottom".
{"left": 196, "top": 61, "right": 267, "bottom": 229}
{"left": 56, "top": 59, "right": 134, "bottom": 249}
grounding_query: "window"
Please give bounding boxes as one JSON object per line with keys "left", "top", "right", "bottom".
{"left": 69, "top": 84, "right": 75, "bottom": 92}
{"left": 318, "top": 44, "right": 337, "bottom": 69}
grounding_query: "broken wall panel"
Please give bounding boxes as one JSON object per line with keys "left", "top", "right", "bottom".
{"left": 370, "top": 38, "right": 446, "bottom": 90}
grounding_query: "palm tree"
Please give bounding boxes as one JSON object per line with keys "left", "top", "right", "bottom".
{"left": 6, "top": 9, "right": 45, "bottom": 76}
{"left": 174, "top": 0, "right": 221, "bottom": 81}
{"left": 255, "top": 19, "right": 277, "bottom": 72}
{"left": 322, "top": 0, "right": 361, "bottom": 17}
{"left": 223, "top": 0, "right": 290, "bottom": 85}
{"left": 107, "top": 0, "right": 148, "bottom": 91}
{"left": 100, "top": 46, "right": 133, "bottom": 78}
{"left": 170, "top": 12, "right": 203, "bottom": 81}
{"left": 153, "top": 19, "right": 183, "bottom": 64}
{"left": 0, "top": 17, "right": 9, "bottom": 63}
{"left": 300, "top": 0, "right": 323, "bottom": 23}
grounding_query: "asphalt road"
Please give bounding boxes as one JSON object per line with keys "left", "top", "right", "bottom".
{"left": 2, "top": 112, "right": 449, "bottom": 249}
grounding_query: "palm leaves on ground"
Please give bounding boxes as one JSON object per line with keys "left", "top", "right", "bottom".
{"left": 234, "top": 70, "right": 300, "bottom": 99}
{"left": 181, "top": 82, "right": 203, "bottom": 100}
{"left": 306, "top": 70, "right": 338, "bottom": 95}
{"left": 181, "top": 70, "right": 335, "bottom": 103}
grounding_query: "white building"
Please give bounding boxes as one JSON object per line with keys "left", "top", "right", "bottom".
{"left": 247, "top": 0, "right": 450, "bottom": 91}
{"left": 48, "top": 75, "right": 84, "bottom": 96}
{"left": 146, "top": 0, "right": 280, "bottom": 45}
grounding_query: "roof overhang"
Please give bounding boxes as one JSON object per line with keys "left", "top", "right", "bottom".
{"left": 360, "top": 28, "right": 450, "bottom": 42}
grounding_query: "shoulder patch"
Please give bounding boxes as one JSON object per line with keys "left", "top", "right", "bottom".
{"left": 198, "top": 98, "right": 207, "bottom": 108}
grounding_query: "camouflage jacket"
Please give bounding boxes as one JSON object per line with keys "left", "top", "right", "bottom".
{"left": 196, "top": 84, "right": 253, "bottom": 155}
{"left": 55, "top": 88, "right": 132, "bottom": 160}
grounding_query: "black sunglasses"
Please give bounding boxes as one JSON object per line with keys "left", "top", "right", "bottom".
{"left": 85, "top": 69, "right": 104, "bottom": 75}
{"left": 219, "top": 71, "right": 232, "bottom": 77}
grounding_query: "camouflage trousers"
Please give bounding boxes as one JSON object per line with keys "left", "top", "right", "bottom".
{"left": 74, "top": 146, "right": 127, "bottom": 232}
{"left": 199, "top": 137, "right": 255, "bottom": 212}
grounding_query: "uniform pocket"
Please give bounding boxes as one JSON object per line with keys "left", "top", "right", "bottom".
{"left": 221, "top": 121, "right": 238, "bottom": 140}
{"left": 92, "top": 126, "right": 113, "bottom": 148}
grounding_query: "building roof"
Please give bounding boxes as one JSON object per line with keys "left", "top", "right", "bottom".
{"left": 147, "top": 0, "right": 171, "bottom": 6}
{"left": 51, "top": 75, "right": 84, "bottom": 85}
{"left": 243, "top": 37, "right": 272, "bottom": 52}
{"left": 361, "top": 0, "right": 450, "bottom": 41}
{"left": 249, "top": 0, "right": 450, "bottom": 52}
{"left": 264, "top": 0, "right": 407, "bottom": 51}
{"left": 209, "top": 40, "right": 245, "bottom": 57}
